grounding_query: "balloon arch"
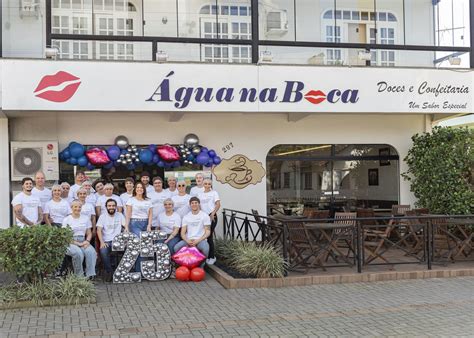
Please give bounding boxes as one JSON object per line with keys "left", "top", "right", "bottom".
{"left": 58, "top": 134, "right": 222, "bottom": 170}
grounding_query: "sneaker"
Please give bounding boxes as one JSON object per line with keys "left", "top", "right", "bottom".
{"left": 206, "top": 257, "right": 216, "bottom": 265}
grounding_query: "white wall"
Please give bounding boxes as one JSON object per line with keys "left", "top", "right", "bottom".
{"left": 8, "top": 112, "right": 426, "bottom": 234}
{"left": 0, "top": 113, "right": 10, "bottom": 228}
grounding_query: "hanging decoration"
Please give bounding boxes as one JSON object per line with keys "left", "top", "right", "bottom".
{"left": 58, "top": 134, "right": 221, "bottom": 170}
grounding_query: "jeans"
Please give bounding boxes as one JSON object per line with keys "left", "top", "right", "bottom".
{"left": 99, "top": 241, "right": 116, "bottom": 273}
{"left": 66, "top": 235, "right": 97, "bottom": 277}
{"left": 208, "top": 214, "right": 218, "bottom": 259}
{"left": 159, "top": 236, "right": 181, "bottom": 256}
{"left": 174, "top": 240, "right": 209, "bottom": 267}
{"left": 129, "top": 218, "right": 148, "bottom": 272}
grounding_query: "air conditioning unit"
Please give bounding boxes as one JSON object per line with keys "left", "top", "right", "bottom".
{"left": 20, "top": 0, "right": 39, "bottom": 18}
{"left": 10, "top": 142, "right": 59, "bottom": 181}
{"left": 266, "top": 10, "right": 288, "bottom": 36}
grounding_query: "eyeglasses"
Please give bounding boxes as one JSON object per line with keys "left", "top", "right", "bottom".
{"left": 177, "top": 184, "right": 186, "bottom": 187}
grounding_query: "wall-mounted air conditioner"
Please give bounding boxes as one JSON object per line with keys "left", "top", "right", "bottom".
{"left": 20, "top": 0, "right": 40, "bottom": 18}
{"left": 10, "top": 142, "right": 59, "bottom": 181}
{"left": 266, "top": 10, "right": 288, "bottom": 36}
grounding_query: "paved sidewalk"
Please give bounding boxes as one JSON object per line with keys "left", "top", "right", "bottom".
{"left": 0, "top": 276, "right": 473, "bottom": 337}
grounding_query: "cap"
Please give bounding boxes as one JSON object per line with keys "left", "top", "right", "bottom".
{"left": 141, "top": 171, "right": 150, "bottom": 178}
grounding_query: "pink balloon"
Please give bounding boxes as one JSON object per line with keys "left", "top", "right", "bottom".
{"left": 172, "top": 247, "right": 206, "bottom": 269}
{"left": 157, "top": 144, "right": 180, "bottom": 162}
{"left": 85, "top": 148, "right": 111, "bottom": 166}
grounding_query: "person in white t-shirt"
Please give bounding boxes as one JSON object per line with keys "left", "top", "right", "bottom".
{"left": 172, "top": 181, "right": 191, "bottom": 218}
{"left": 198, "top": 178, "right": 221, "bottom": 265}
{"left": 68, "top": 171, "right": 86, "bottom": 201}
{"left": 77, "top": 188, "right": 97, "bottom": 237}
{"left": 97, "top": 198, "right": 125, "bottom": 281}
{"left": 140, "top": 171, "right": 154, "bottom": 195}
{"left": 95, "top": 183, "right": 123, "bottom": 217}
{"left": 11, "top": 177, "right": 42, "bottom": 228}
{"left": 174, "top": 197, "right": 211, "bottom": 265}
{"left": 190, "top": 172, "right": 205, "bottom": 197}
{"left": 165, "top": 176, "right": 178, "bottom": 197}
{"left": 120, "top": 177, "right": 135, "bottom": 208}
{"left": 32, "top": 171, "right": 52, "bottom": 212}
{"left": 60, "top": 182, "right": 72, "bottom": 203}
{"left": 81, "top": 180, "right": 96, "bottom": 206}
{"left": 158, "top": 198, "right": 181, "bottom": 255}
{"left": 62, "top": 200, "right": 96, "bottom": 279}
{"left": 44, "top": 185, "right": 71, "bottom": 227}
{"left": 149, "top": 177, "right": 170, "bottom": 228}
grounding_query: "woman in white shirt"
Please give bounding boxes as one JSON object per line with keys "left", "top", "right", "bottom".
{"left": 158, "top": 198, "right": 182, "bottom": 255}
{"left": 198, "top": 179, "right": 221, "bottom": 265}
{"left": 62, "top": 200, "right": 97, "bottom": 279}
{"left": 165, "top": 176, "right": 178, "bottom": 197}
{"left": 81, "top": 180, "right": 96, "bottom": 206}
{"left": 125, "top": 182, "right": 153, "bottom": 272}
{"left": 171, "top": 181, "right": 191, "bottom": 218}
{"left": 120, "top": 177, "right": 135, "bottom": 207}
{"left": 44, "top": 185, "right": 71, "bottom": 227}
{"left": 190, "top": 172, "right": 205, "bottom": 197}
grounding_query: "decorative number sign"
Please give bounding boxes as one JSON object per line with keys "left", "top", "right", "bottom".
{"left": 112, "top": 230, "right": 172, "bottom": 283}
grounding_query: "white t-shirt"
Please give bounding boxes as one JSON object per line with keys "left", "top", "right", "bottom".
{"left": 11, "top": 192, "right": 41, "bottom": 228}
{"left": 68, "top": 183, "right": 82, "bottom": 200}
{"left": 97, "top": 212, "right": 125, "bottom": 242}
{"left": 85, "top": 193, "right": 96, "bottom": 206}
{"left": 149, "top": 190, "right": 170, "bottom": 227}
{"left": 62, "top": 214, "right": 92, "bottom": 237}
{"left": 145, "top": 185, "right": 154, "bottom": 195}
{"left": 126, "top": 197, "right": 152, "bottom": 219}
{"left": 96, "top": 194, "right": 123, "bottom": 215}
{"left": 190, "top": 186, "right": 205, "bottom": 197}
{"left": 80, "top": 202, "right": 96, "bottom": 220}
{"left": 120, "top": 192, "right": 133, "bottom": 207}
{"left": 32, "top": 187, "right": 52, "bottom": 210}
{"left": 198, "top": 190, "right": 221, "bottom": 215}
{"left": 165, "top": 188, "right": 179, "bottom": 197}
{"left": 172, "top": 194, "right": 191, "bottom": 218}
{"left": 44, "top": 199, "right": 71, "bottom": 224}
{"left": 158, "top": 212, "right": 181, "bottom": 234}
{"left": 182, "top": 211, "right": 211, "bottom": 240}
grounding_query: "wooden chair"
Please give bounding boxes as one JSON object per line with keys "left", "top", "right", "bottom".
{"left": 286, "top": 221, "right": 323, "bottom": 272}
{"left": 391, "top": 205, "right": 411, "bottom": 216}
{"left": 309, "top": 210, "right": 330, "bottom": 220}
{"left": 356, "top": 208, "right": 378, "bottom": 226}
{"left": 331, "top": 212, "right": 357, "bottom": 264}
{"left": 403, "top": 210, "right": 425, "bottom": 256}
{"left": 302, "top": 207, "right": 316, "bottom": 218}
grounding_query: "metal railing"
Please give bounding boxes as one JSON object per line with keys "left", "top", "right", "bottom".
{"left": 222, "top": 209, "right": 474, "bottom": 274}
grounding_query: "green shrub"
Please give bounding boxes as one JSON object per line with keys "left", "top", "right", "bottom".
{"left": 0, "top": 226, "right": 73, "bottom": 282}
{"left": 402, "top": 126, "right": 474, "bottom": 214}
{"left": 0, "top": 275, "right": 95, "bottom": 307}
{"left": 215, "top": 238, "right": 287, "bottom": 278}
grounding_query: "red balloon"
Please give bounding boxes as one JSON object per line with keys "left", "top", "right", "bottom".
{"left": 85, "top": 147, "right": 111, "bottom": 165}
{"left": 157, "top": 144, "right": 180, "bottom": 162}
{"left": 175, "top": 266, "right": 190, "bottom": 282}
{"left": 190, "top": 267, "right": 206, "bottom": 282}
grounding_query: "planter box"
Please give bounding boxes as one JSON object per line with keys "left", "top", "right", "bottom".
{"left": 206, "top": 264, "right": 474, "bottom": 289}
{"left": 0, "top": 296, "right": 96, "bottom": 310}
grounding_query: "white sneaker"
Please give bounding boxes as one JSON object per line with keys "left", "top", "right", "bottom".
{"left": 206, "top": 257, "right": 216, "bottom": 265}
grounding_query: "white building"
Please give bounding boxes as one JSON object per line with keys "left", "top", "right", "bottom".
{"left": 0, "top": 0, "right": 472, "bottom": 228}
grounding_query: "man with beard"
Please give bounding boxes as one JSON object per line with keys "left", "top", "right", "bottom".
{"left": 11, "top": 177, "right": 42, "bottom": 227}
{"left": 140, "top": 171, "right": 154, "bottom": 195}
{"left": 97, "top": 199, "right": 125, "bottom": 282}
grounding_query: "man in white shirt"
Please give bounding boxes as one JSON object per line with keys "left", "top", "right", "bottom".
{"left": 165, "top": 176, "right": 178, "bottom": 197}
{"left": 11, "top": 177, "right": 43, "bottom": 227}
{"left": 190, "top": 173, "right": 205, "bottom": 197}
{"left": 68, "top": 171, "right": 86, "bottom": 201}
{"left": 149, "top": 177, "right": 170, "bottom": 228}
{"left": 31, "top": 171, "right": 52, "bottom": 213}
{"left": 95, "top": 183, "right": 123, "bottom": 217}
{"left": 140, "top": 171, "right": 154, "bottom": 195}
{"left": 97, "top": 199, "right": 125, "bottom": 282}
{"left": 173, "top": 197, "right": 211, "bottom": 265}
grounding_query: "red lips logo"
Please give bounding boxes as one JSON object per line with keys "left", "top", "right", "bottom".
{"left": 34, "top": 71, "right": 81, "bottom": 102}
{"left": 304, "top": 90, "right": 327, "bottom": 105}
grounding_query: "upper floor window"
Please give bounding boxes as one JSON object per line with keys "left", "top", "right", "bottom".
{"left": 323, "top": 9, "right": 397, "bottom": 22}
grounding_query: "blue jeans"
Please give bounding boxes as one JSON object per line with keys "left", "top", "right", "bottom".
{"left": 99, "top": 241, "right": 115, "bottom": 273}
{"left": 129, "top": 219, "right": 148, "bottom": 272}
{"left": 66, "top": 235, "right": 97, "bottom": 278}
{"left": 159, "top": 236, "right": 181, "bottom": 256}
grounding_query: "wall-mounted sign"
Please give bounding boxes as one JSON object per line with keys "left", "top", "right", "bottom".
{"left": 1, "top": 60, "right": 471, "bottom": 113}
{"left": 213, "top": 154, "right": 266, "bottom": 189}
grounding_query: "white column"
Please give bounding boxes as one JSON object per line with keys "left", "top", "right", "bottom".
{"left": 0, "top": 113, "right": 10, "bottom": 228}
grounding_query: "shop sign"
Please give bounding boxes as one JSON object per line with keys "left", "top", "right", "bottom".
{"left": 213, "top": 154, "right": 266, "bottom": 189}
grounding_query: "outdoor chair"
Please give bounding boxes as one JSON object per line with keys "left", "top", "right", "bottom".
{"left": 391, "top": 204, "right": 411, "bottom": 216}
{"left": 309, "top": 209, "right": 330, "bottom": 220}
{"left": 287, "top": 221, "right": 324, "bottom": 272}
{"left": 325, "top": 212, "right": 357, "bottom": 266}
{"left": 302, "top": 207, "right": 317, "bottom": 218}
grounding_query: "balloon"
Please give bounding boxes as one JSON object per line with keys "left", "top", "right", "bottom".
{"left": 208, "top": 150, "right": 216, "bottom": 158}
{"left": 152, "top": 154, "right": 160, "bottom": 163}
{"left": 69, "top": 142, "right": 85, "bottom": 158}
{"left": 86, "top": 163, "right": 95, "bottom": 170}
{"left": 157, "top": 145, "right": 180, "bottom": 162}
{"left": 172, "top": 247, "right": 206, "bottom": 269}
{"left": 183, "top": 133, "right": 199, "bottom": 148}
{"left": 190, "top": 268, "right": 205, "bottom": 282}
{"left": 86, "top": 148, "right": 111, "bottom": 166}
{"left": 172, "top": 161, "right": 180, "bottom": 168}
{"left": 139, "top": 149, "right": 153, "bottom": 164}
{"left": 62, "top": 149, "right": 71, "bottom": 160}
{"left": 121, "top": 149, "right": 127, "bottom": 155}
{"left": 200, "top": 147, "right": 208, "bottom": 153}
{"left": 113, "top": 160, "right": 120, "bottom": 166}
{"left": 127, "top": 163, "right": 136, "bottom": 170}
{"left": 206, "top": 159, "right": 214, "bottom": 167}
{"left": 213, "top": 156, "right": 222, "bottom": 165}
{"left": 175, "top": 266, "right": 190, "bottom": 282}
{"left": 187, "top": 154, "right": 195, "bottom": 161}
{"left": 107, "top": 145, "right": 121, "bottom": 161}
{"left": 148, "top": 144, "right": 157, "bottom": 153}
{"left": 69, "top": 157, "right": 78, "bottom": 165}
{"left": 157, "top": 161, "right": 165, "bottom": 168}
{"left": 196, "top": 153, "right": 210, "bottom": 165}
{"left": 104, "top": 162, "right": 114, "bottom": 169}
{"left": 77, "top": 156, "right": 88, "bottom": 167}
{"left": 115, "top": 135, "right": 129, "bottom": 150}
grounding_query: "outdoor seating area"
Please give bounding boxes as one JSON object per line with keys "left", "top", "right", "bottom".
{"left": 223, "top": 207, "right": 474, "bottom": 276}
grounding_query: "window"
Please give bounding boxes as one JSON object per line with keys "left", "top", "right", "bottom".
{"left": 283, "top": 172, "right": 291, "bottom": 189}
{"left": 326, "top": 26, "right": 341, "bottom": 65}
{"left": 301, "top": 172, "right": 313, "bottom": 190}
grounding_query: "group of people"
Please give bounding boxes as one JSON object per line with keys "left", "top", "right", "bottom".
{"left": 11, "top": 171, "right": 221, "bottom": 281}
